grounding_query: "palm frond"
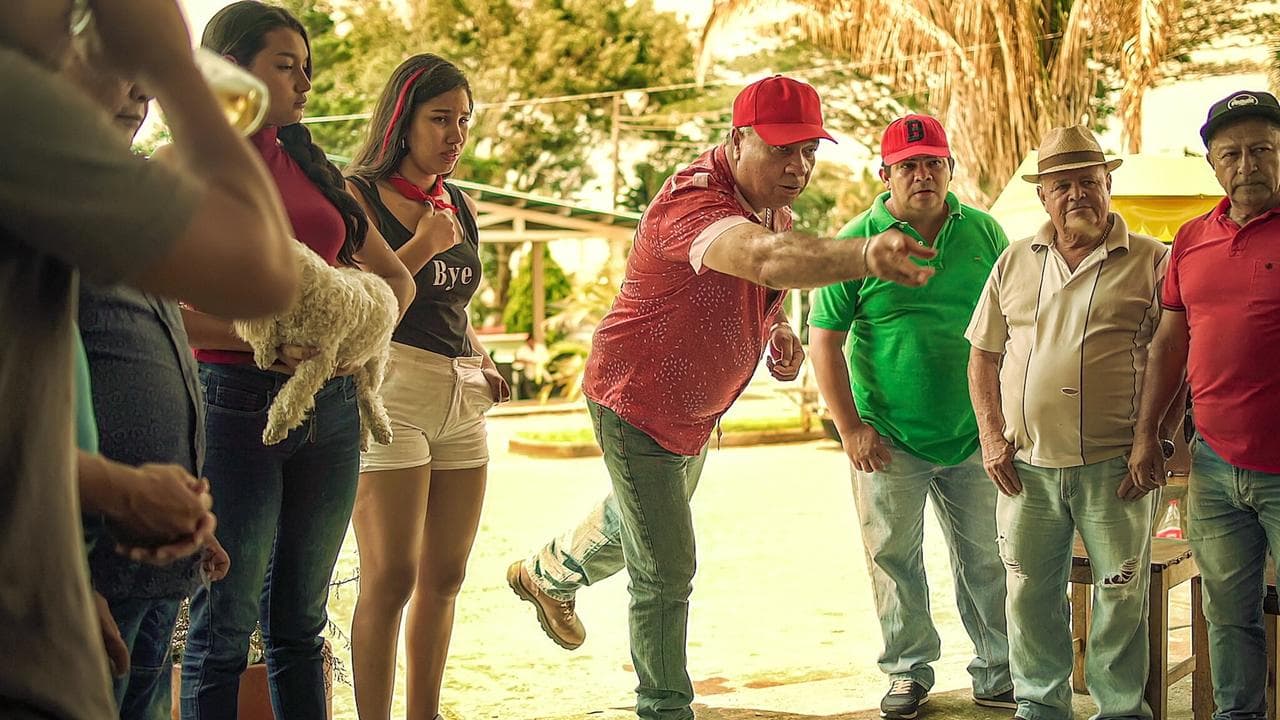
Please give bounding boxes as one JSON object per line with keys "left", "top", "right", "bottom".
{"left": 695, "top": 0, "right": 1185, "bottom": 204}
{"left": 1118, "top": 0, "right": 1181, "bottom": 151}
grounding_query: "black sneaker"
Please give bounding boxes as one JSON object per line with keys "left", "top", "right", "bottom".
{"left": 881, "top": 679, "right": 929, "bottom": 719}
{"left": 973, "top": 688, "right": 1017, "bottom": 711}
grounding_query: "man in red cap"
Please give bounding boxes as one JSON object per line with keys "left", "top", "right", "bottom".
{"left": 810, "top": 114, "right": 1013, "bottom": 718}
{"left": 505, "top": 75, "right": 936, "bottom": 720}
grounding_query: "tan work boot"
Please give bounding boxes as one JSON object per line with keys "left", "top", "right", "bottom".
{"left": 506, "top": 560, "right": 585, "bottom": 650}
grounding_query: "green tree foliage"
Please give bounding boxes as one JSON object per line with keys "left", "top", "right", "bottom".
{"left": 502, "top": 245, "right": 572, "bottom": 337}
{"left": 791, "top": 165, "right": 883, "bottom": 237}
{"left": 279, "top": 0, "right": 696, "bottom": 195}
{"left": 272, "top": 0, "right": 697, "bottom": 324}
{"left": 700, "top": 0, "right": 1280, "bottom": 202}
{"left": 1268, "top": 37, "right": 1280, "bottom": 98}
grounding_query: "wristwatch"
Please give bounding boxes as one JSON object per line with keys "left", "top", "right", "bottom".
{"left": 1159, "top": 439, "right": 1177, "bottom": 460}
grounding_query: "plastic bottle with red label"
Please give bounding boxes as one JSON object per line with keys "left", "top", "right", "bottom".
{"left": 1156, "top": 499, "right": 1183, "bottom": 539}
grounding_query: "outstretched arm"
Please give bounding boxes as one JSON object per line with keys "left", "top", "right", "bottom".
{"left": 701, "top": 224, "right": 935, "bottom": 289}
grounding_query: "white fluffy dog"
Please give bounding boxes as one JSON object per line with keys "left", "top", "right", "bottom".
{"left": 234, "top": 241, "right": 397, "bottom": 450}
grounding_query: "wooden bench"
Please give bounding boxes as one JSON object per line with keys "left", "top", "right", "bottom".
{"left": 1069, "top": 536, "right": 1212, "bottom": 720}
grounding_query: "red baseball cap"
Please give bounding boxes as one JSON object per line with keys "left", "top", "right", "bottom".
{"left": 732, "top": 75, "right": 836, "bottom": 146}
{"left": 881, "top": 114, "right": 951, "bottom": 166}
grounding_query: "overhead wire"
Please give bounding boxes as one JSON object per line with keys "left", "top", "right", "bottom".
{"left": 299, "top": 25, "right": 1270, "bottom": 127}
{"left": 301, "top": 31, "right": 1074, "bottom": 125}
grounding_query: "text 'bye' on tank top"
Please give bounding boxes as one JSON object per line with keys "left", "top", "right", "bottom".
{"left": 349, "top": 176, "right": 482, "bottom": 358}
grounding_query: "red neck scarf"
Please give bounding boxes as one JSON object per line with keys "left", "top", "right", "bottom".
{"left": 387, "top": 174, "right": 458, "bottom": 213}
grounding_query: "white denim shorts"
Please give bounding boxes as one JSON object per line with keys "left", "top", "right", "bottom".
{"left": 360, "top": 342, "right": 493, "bottom": 472}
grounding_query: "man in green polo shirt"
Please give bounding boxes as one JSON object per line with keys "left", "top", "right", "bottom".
{"left": 809, "top": 114, "right": 1012, "bottom": 719}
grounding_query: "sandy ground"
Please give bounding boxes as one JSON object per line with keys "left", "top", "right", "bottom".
{"left": 320, "top": 398, "right": 1199, "bottom": 720}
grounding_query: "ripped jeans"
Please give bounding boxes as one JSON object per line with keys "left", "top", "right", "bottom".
{"left": 997, "top": 455, "right": 1155, "bottom": 720}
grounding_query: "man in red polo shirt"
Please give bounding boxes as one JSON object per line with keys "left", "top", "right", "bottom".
{"left": 504, "top": 75, "right": 936, "bottom": 720}
{"left": 1130, "top": 89, "right": 1280, "bottom": 717}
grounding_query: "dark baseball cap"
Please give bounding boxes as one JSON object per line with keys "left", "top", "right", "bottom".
{"left": 1200, "top": 90, "right": 1280, "bottom": 146}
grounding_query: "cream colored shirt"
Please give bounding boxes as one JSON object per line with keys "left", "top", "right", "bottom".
{"left": 965, "top": 213, "right": 1169, "bottom": 468}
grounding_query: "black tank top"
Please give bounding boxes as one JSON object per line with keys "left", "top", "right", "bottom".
{"left": 350, "top": 176, "right": 481, "bottom": 358}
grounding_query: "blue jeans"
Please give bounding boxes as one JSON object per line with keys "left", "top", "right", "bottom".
{"left": 851, "top": 444, "right": 1011, "bottom": 696}
{"left": 529, "top": 399, "right": 707, "bottom": 720}
{"left": 998, "top": 456, "right": 1155, "bottom": 720}
{"left": 180, "top": 364, "right": 360, "bottom": 720}
{"left": 1188, "top": 438, "right": 1280, "bottom": 719}
{"left": 109, "top": 596, "right": 182, "bottom": 720}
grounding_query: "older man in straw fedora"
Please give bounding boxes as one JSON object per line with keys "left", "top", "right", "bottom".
{"left": 965, "top": 125, "right": 1176, "bottom": 720}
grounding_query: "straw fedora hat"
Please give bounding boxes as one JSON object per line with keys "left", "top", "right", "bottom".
{"left": 1021, "top": 125, "right": 1123, "bottom": 183}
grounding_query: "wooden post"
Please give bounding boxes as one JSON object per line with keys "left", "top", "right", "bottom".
{"left": 1148, "top": 567, "right": 1170, "bottom": 720}
{"left": 529, "top": 233, "right": 545, "bottom": 346}
{"left": 1191, "top": 577, "right": 1213, "bottom": 720}
{"left": 610, "top": 94, "right": 622, "bottom": 210}
{"left": 605, "top": 94, "right": 628, "bottom": 288}
{"left": 1071, "top": 581, "right": 1091, "bottom": 693}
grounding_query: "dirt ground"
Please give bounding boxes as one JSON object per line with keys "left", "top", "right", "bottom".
{"left": 321, "top": 399, "right": 1199, "bottom": 720}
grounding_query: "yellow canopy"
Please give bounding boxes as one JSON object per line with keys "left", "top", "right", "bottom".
{"left": 988, "top": 153, "right": 1223, "bottom": 243}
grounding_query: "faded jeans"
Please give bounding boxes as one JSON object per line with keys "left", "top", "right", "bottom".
{"left": 998, "top": 455, "right": 1155, "bottom": 720}
{"left": 110, "top": 596, "right": 183, "bottom": 720}
{"left": 528, "top": 399, "right": 708, "bottom": 720}
{"left": 1188, "top": 437, "right": 1280, "bottom": 720}
{"left": 851, "top": 444, "right": 1011, "bottom": 697}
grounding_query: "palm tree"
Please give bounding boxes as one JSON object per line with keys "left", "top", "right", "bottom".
{"left": 1270, "top": 40, "right": 1280, "bottom": 97}
{"left": 698, "top": 0, "right": 1180, "bottom": 200}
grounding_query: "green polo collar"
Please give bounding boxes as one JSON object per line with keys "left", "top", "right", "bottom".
{"left": 864, "top": 190, "right": 964, "bottom": 235}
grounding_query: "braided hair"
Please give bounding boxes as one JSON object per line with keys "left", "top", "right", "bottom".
{"left": 345, "top": 54, "right": 472, "bottom": 184}
{"left": 201, "top": 1, "right": 367, "bottom": 267}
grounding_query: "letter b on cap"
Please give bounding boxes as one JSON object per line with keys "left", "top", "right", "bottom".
{"left": 905, "top": 119, "right": 925, "bottom": 143}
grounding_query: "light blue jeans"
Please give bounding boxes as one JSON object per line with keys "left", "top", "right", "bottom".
{"left": 1187, "top": 437, "right": 1280, "bottom": 720}
{"left": 852, "top": 444, "right": 1011, "bottom": 697}
{"left": 529, "top": 399, "right": 708, "bottom": 720}
{"left": 998, "top": 455, "right": 1155, "bottom": 720}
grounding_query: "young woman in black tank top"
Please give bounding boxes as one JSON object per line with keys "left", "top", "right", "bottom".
{"left": 343, "top": 54, "right": 508, "bottom": 720}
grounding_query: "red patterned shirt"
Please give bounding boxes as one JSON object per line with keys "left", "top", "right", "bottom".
{"left": 582, "top": 145, "right": 787, "bottom": 455}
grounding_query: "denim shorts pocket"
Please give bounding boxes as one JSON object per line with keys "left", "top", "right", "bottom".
{"left": 207, "top": 384, "right": 271, "bottom": 414}
{"left": 342, "top": 377, "right": 358, "bottom": 404}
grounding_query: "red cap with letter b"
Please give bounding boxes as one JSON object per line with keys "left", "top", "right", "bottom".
{"left": 880, "top": 114, "right": 951, "bottom": 166}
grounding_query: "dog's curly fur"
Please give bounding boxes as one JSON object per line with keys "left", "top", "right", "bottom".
{"left": 234, "top": 242, "right": 397, "bottom": 450}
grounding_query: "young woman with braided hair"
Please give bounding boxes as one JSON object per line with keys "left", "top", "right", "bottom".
{"left": 344, "top": 54, "right": 508, "bottom": 720}
{"left": 176, "top": 3, "right": 414, "bottom": 717}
